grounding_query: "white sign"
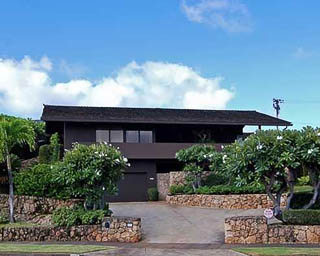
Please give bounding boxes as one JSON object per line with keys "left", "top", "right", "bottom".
{"left": 264, "top": 209, "right": 274, "bottom": 219}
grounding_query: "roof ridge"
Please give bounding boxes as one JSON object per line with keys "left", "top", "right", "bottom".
{"left": 43, "top": 104, "right": 257, "bottom": 112}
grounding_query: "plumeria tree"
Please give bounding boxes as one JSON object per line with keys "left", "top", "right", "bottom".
{"left": 176, "top": 145, "right": 222, "bottom": 192}
{"left": 0, "top": 118, "right": 35, "bottom": 222}
{"left": 58, "top": 142, "right": 129, "bottom": 209}
{"left": 223, "top": 130, "right": 300, "bottom": 218}
{"left": 296, "top": 126, "right": 320, "bottom": 209}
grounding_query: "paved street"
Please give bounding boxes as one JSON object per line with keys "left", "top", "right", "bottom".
{"left": 110, "top": 202, "right": 262, "bottom": 244}
{"left": 87, "top": 247, "right": 244, "bottom": 256}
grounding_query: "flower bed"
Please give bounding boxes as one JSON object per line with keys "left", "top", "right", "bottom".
{"left": 166, "top": 194, "right": 287, "bottom": 209}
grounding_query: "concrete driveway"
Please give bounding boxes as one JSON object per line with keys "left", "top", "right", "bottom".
{"left": 110, "top": 202, "right": 262, "bottom": 244}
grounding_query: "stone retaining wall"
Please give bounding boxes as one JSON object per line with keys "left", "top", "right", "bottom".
{"left": 225, "top": 216, "right": 320, "bottom": 244}
{"left": 157, "top": 173, "right": 170, "bottom": 200}
{"left": 0, "top": 217, "right": 141, "bottom": 243}
{"left": 169, "top": 171, "right": 211, "bottom": 186}
{"left": 0, "top": 194, "right": 83, "bottom": 216}
{"left": 167, "top": 194, "right": 287, "bottom": 209}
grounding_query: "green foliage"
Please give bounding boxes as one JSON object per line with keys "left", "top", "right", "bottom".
{"left": 223, "top": 129, "right": 300, "bottom": 187}
{"left": 297, "top": 176, "right": 310, "bottom": 186}
{"left": 169, "top": 184, "right": 193, "bottom": 195}
{"left": 49, "top": 133, "right": 60, "bottom": 163}
{"left": 147, "top": 188, "right": 158, "bottom": 201}
{"left": 15, "top": 164, "right": 69, "bottom": 199}
{"left": 60, "top": 143, "right": 127, "bottom": 204}
{"left": 52, "top": 206, "right": 111, "bottom": 227}
{"left": 282, "top": 209, "right": 320, "bottom": 225}
{"left": 38, "top": 133, "right": 61, "bottom": 164}
{"left": 169, "top": 184, "right": 265, "bottom": 195}
{"left": 38, "top": 145, "right": 52, "bottom": 164}
{"left": 17, "top": 143, "right": 128, "bottom": 205}
{"left": 0, "top": 118, "right": 36, "bottom": 161}
{"left": 203, "top": 173, "right": 229, "bottom": 186}
{"left": 176, "top": 145, "right": 223, "bottom": 191}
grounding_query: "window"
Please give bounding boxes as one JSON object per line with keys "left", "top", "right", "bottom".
{"left": 110, "top": 130, "right": 124, "bottom": 143}
{"left": 140, "top": 131, "right": 153, "bottom": 143}
{"left": 126, "top": 130, "right": 139, "bottom": 143}
{"left": 96, "top": 130, "right": 109, "bottom": 142}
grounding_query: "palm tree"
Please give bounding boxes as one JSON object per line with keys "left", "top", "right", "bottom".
{"left": 0, "top": 118, "right": 35, "bottom": 222}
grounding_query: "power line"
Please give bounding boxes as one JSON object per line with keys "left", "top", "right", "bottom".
{"left": 285, "top": 99, "right": 320, "bottom": 104}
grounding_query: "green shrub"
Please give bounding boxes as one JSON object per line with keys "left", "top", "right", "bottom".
{"left": 38, "top": 133, "right": 61, "bottom": 164}
{"left": 282, "top": 209, "right": 320, "bottom": 225}
{"left": 168, "top": 184, "right": 193, "bottom": 195}
{"left": 203, "top": 173, "right": 229, "bottom": 186}
{"left": 49, "top": 133, "right": 61, "bottom": 163}
{"left": 297, "top": 176, "right": 310, "bottom": 186}
{"left": 169, "top": 184, "right": 265, "bottom": 195}
{"left": 38, "top": 145, "right": 52, "bottom": 164}
{"left": 147, "top": 188, "right": 158, "bottom": 201}
{"left": 176, "top": 145, "right": 223, "bottom": 191}
{"left": 52, "top": 207, "right": 111, "bottom": 227}
{"left": 15, "top": 164, "right": 69, "bottom": 199}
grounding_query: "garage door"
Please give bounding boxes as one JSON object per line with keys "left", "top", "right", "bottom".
{"left": 107, "top": 172, "right": 148, "bottom": 202}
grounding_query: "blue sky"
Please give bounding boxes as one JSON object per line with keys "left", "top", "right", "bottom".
{"left": 1, "top": 0, "right": 320, "bottom": 129}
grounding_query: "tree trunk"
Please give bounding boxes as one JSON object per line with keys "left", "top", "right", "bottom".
{"left": 304, "top": 180, "right": 320, "bottom": 209}
{"left": 6, "top": 154, "right": 15, "bottom": 223}
{"left": 285, "top": 181, "right": 295, "bottom": 210}
{"left": 304, "top": 167, "right": 320, "bottom": 209}
{"left": 263, "top": 174, "right": 286, "bottom": 220}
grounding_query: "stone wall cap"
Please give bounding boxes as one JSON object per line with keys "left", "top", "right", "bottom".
{"left": 110, "top": 216, "right": 141, "bottom": 221}
{"left": 225, "top": 216, "right": 267, "bottom": 221}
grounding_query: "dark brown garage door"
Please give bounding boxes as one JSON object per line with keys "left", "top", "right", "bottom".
{"left": 107, "top": 172, "right": 148, "bottom": 202}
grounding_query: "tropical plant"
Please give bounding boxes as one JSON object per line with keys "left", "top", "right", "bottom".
{"left": 0, "top": 118, "right": 35, "bottom": 222}
{"left": 223, "top": 129, "right": 300, "bottom": 218}
{"left": 38, "top": 133, "right": 61, "bottom": 164}
{"left": 296, "top": 126, "right": 320, "bottom": 209}
{"left": 176, "top": 145, "right": 223, "bottom": 192}
{"left": 57, "top": 142, "right": 128, "bottom": 209}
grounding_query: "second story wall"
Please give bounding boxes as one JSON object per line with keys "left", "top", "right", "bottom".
{"left": 62, "top": 122, "right": 244, "bottom": 149}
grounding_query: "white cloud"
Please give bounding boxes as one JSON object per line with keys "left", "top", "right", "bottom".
{"left": 59, "top": 60, "right": 88, "bottom": 78}
{"left": 181, "top": 0, "right": 252, "bottom": 33}
{"left": 293, "top": 47, "right": 313, "bottom": 59}
{"left": 0, "top": 56, "right": 235, "bottom": 118}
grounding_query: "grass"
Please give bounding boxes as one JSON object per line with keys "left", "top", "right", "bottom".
{"left": 234, "top": 247, "right": 320, "bottom": 256}
{"left": 0, "top": 244, "right": 112, "bottom": 254}
{"left": 294, "top": 185, "right": 313, "bottom": 193}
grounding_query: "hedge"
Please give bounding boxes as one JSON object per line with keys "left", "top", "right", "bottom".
{"left": 282, "top": 209, "right": 320, "bottom": 225}
{"left": 147, "top": 188, "right": 159, "bottom": 201}
{"left": 52, "top": 207, "right": 112, "bottom": 227}
{"left": 169, "top": 184, "right": 265, "bottom": 195}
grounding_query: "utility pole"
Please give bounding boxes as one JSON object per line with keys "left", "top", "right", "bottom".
{"left": 273, "top": 98, "right": 284, "bottom": 118}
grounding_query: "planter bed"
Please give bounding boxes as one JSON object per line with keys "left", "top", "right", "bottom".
{"left": 225, "top": 216, "right": 320, "bottom": 244}
{"left": 0, "top": 216, "right": 141, "bottom": 243}
{"left": 166, "top": 194, "right": 287, "bottom": 209}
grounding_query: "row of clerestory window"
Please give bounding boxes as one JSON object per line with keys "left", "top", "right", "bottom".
{"left": 96, "top": 130, "right": 153, "bottom": 143}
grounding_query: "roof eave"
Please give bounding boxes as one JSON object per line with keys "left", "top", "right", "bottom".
{"left": 41, "top": 117, "right": 291, "bottom": 126}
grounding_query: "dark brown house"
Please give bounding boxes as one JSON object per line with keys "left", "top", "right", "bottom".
{"left": 41, "top": 105, "right": 291, "bottom": 202}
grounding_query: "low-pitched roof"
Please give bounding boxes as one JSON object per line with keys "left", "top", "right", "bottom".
{"left": 41, "top": 105, "right": 292, "bottom": 126}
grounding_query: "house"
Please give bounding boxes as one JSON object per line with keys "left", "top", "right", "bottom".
{"left": 41, "top": 105, "right": 291, "bottom": 202}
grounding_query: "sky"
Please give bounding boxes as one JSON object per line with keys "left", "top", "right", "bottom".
{"left": 1, "top": 0, "right": 320, "bottom": 129}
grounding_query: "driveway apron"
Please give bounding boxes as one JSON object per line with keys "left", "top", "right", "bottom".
{"left": 110, "top": 202, "right": 262, "bottom": 244}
